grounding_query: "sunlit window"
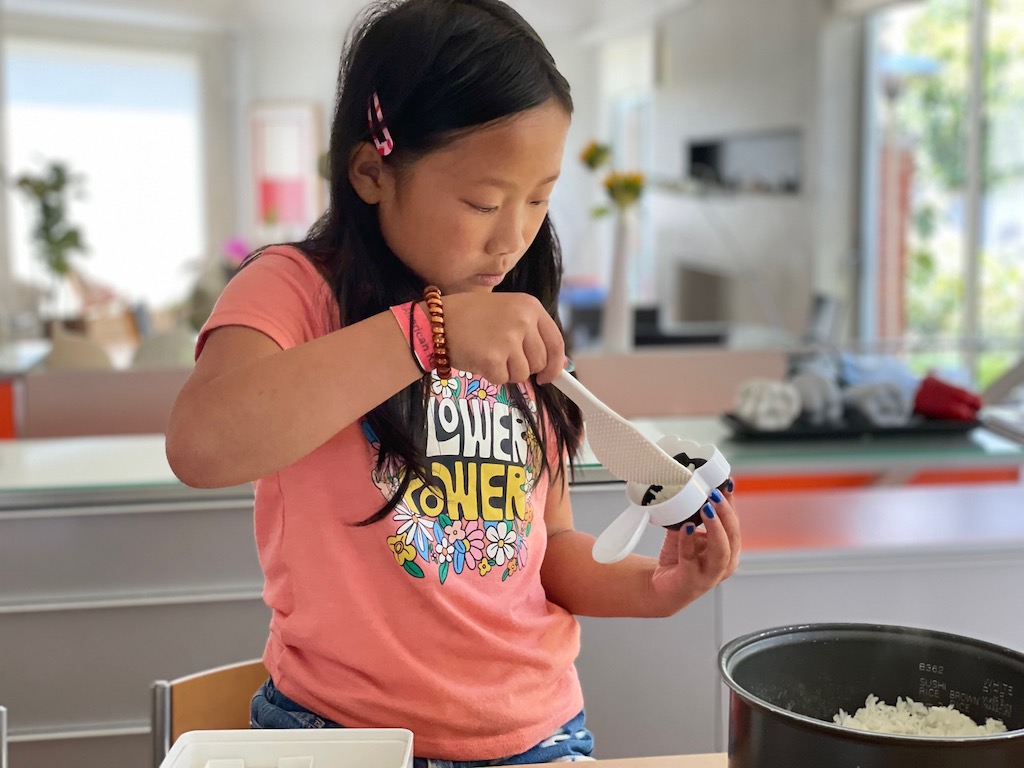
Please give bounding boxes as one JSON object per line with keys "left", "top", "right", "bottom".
{"left": 3, "top": 37, "right": 204, "bottom": 311}
{"left": 862, "top": 1, "right": 1024, "bottom": 387}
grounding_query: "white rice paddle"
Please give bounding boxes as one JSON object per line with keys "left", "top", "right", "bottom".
{"left": 553, "top": 370, "right": 692, "bottom": 486}
{"left": 553, "top": 369, "right": 713, "bottom": 563}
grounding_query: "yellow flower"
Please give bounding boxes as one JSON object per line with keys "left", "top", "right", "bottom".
{"left": 507, "top": 558, "right": 519, "bottom": 576}
{"left": 604, "top": 171, "right": 645, "bottom": 208}
{"left": 387, "top": 535, "right": 416, "bottom": 566}
{"left": 580, "top": 141, "right": 611, "bottom": 170}
{"left": 478, "top": 560, "right": 492, "bottom": 576}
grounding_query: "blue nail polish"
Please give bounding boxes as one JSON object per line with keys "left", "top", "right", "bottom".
{"left": 703, "top": 503, "right": 715, "bottom": 519}
{"left": 564, "top": 358, "right": 575, "bottom": 373}
{"left": 710, "top": 489, "right": 724, "bottom": 503}
{"left": 726, "top": 478, "right": 735, "bottom": 493}
{"left": 685, "top": 524, "right": 696, "bottom": 536}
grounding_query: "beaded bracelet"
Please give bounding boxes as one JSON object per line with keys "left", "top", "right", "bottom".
{"left": 423, "top": 285, "right": 451, "bottom": 380}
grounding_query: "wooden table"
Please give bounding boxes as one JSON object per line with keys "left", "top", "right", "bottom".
{"left": 529, "top": 757, "right": 726, "bottom": 768}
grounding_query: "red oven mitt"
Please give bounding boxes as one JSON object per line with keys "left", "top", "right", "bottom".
{"left": 913, "top": 374, "right": 983, "bottom": 421}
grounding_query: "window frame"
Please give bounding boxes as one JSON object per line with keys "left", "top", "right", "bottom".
{"left": 856, "top": 0, "right": 1010, "bottom": 384}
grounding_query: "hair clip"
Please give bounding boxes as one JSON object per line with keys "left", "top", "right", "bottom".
{"left": 367, "top": 91, "right": 394, "bottom": 157}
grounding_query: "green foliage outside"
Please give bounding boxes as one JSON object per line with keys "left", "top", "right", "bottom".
{"left": 893, "top": 0, "right": 1024, "bottom": 385}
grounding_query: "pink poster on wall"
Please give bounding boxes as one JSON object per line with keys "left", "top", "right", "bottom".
{"left": 250, "top": 103, "right": 323, "bottom": 234}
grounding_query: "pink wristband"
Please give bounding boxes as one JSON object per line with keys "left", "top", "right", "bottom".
{"left": 391, "top": 301, "right": 434, "bottom": 374}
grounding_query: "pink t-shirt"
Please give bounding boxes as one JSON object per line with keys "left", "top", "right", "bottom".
{"left": 198, "top": 246, "right": 583, "bottom": 760}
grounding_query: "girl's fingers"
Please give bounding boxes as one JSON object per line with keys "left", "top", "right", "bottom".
{"left": 698, "top": 502, "right": 732, "bottom": 577}
{"left": 714, "top": 497, "right": 740, "bottom": 546}
{"left": 521, "top": 333, "right": 548, "bottom": 379}
{"left": 670, "top": 524, "right": 700, "bottom": 563}
{"left": 711, "top": 493, "right": 741, "bottom": 576}
{"left": 693, "top": 533, "right": 709, "bottom": 559}
{"left": 485, "top": 362, "right": 511, "bottom": 388}
{"left": 536, "top": 317, "right": 566, "bottom": 385}
{"left": 505, "top": 351, "right": 532, "bottom": 383}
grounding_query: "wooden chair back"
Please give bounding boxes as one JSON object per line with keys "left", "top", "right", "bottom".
{"left": 152, "top": 659, "right": 268, "bottom": 767}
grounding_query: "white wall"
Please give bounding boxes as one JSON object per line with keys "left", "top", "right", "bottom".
{"left": 230, "top": 21, "right": 344, "bottom": 239}
{"left": 814, "top": 15, "right": 865, "bottom": 336}
{"left": 239, "top": 26, "right": 340, "bottom": 109}
{"left": 0, "top": 28, "right": 13, "bottom": 332}
{"left": 651, "top": 0, "right": 823, "bottom": 334}
{"left": 649, "top": 0, "right": 863, "bottom": 336}
{"left": 546, "top": 35, "right": 604, "bottom": 281}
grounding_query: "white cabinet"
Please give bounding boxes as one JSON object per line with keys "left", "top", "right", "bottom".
{"left": 570, "top": 485, "right": 720, "bottom": 757}
{"left": 1, "top": 488, "right": 268, "bottom": 768}
{"left": 720, "top": 550, "right": 1024, "bottom": 653}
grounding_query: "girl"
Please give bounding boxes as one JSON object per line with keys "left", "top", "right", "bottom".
{"left": 166, "top": 0, "right": 740, "bottom": 764}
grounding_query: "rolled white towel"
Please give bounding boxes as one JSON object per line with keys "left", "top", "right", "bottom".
{"left": 843, "top": 382, "right": 913, "bottom": 428}
{"left": 735, "top": 379, "right": 802, "bottom": 431}
{"left": 790, "top": 370, "right": 843, "bottom": 426}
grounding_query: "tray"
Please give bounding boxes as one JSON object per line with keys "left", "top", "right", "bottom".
{"left": 721, "top": 412, "right": 980, "bottom": 442}
{"left": 980, "top": 406, "right": 1024, "bottom": 442}
{"left": 159, "top": 729, "right": 414, "bottom": 768}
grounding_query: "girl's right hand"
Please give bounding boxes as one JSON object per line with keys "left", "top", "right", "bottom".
{"left": 441, "top": 292, "right": 565, "bottom": 385}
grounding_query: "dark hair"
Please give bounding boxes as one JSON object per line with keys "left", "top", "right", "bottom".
{"left": 299, "top": 0, "right": 583, "bottom": 525}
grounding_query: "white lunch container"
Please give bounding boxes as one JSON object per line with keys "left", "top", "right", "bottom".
{"left": 158, "top": 728, "right": 414, "bottom": 768}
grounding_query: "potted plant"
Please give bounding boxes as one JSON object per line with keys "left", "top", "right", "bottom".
{"left": 13, "top": 160, "right": 88, "bottom": 324}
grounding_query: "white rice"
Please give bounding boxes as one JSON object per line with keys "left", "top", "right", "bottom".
{"left": 833, "top": 694, "right": 1007, "bottom": 737}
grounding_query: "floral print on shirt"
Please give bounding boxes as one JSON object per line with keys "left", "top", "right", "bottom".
{"left": 363, "top": 372, "right": 542, "bottom": 584}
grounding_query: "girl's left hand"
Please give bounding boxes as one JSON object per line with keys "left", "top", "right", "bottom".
{"left": 648, "top": 485, "right": 741, "bottom": 615}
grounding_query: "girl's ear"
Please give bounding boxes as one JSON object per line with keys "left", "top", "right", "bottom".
{"left": 349, "top": 142, "right": 389, "bottom": 204}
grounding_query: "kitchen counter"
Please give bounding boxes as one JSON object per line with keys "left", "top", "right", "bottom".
{"left": 3, "top": 415, "right": 1023, "bottom": 500}
{"left": 5, "top": 432, "right": 1023, "bottom": 551}
{"left": 0, "top": 434, "right": 185, "bottom": 501}
{"left": 728, "top": 481, "right": 1024, "bottom": 555}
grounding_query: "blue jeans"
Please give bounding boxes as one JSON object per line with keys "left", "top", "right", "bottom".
{"left": 250, "top": 678, "right": 595, "bottom": 766}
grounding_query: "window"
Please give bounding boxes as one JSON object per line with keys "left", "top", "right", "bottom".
{"left": 861, "top": 0, "right": 1024, "bottom": 388}
{"left": 3, "top": 36, "right": 204, "bottom": 311}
